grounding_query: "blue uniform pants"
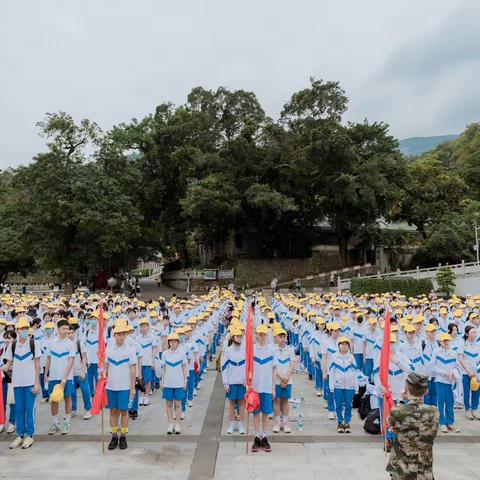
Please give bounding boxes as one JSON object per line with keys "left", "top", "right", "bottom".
{"left": 2, "top": 382, "right": 15, "bottom": 424}
{"left": 187, "top": 371, "right": 195, "bottom": 401}
{"left": 334, "top": 388, "right": 355, "bottom": 424}
{"left": 39, "top": 369, "right": 49, "bottom": 399}
{"left": 354, "top": 353, "right": 364, "bottom": 370}
{"left": 424, "top": 378, "right": 437, "bottom": 406}
{"left": 87, "top": 363, "right": 98, "bottom": 397}
{"left": 72, "top": 375, "right": 92, "bottom": 412}
{"left": 436, "top": 382, "right": 454, "bottom": 425}
{"left": 14, "top": 386, "right": 36, "bottom": 437}
{"left": 364, "top": 358, "right": 373, "bottom": 381}
{"left": 314, "top": 361, "right": 323, "bottom": 391}
{"left": 323, "top": 376, "right": 335, "bottom": 412}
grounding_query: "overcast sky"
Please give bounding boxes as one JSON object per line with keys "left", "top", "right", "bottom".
{"left": 1, "top": 0, "right": 479, "bottom": 168}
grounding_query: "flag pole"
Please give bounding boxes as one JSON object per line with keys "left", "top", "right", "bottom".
{"left": 101, "top": 407, "right": 105, "bottom": 454}
{"left": 245, "top": 411, "right": 249, "bottom": 455}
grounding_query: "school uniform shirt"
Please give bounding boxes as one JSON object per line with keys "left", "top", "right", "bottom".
{"left": 450, "top": 336, "right": 463, "bottom": 353}
{"left": 328, "top": 352, "right": 358, "bottom": 391}
{"left": 308, "top": 330, "right": 323, "bottom": 363}
{"left": 221, "top": 343, "right": 246, "bottom": 386}
{"left": 322, "top": 336, "right": 338, "bottom": 371}
{"left": 47, "top": 337, "right": 76, "bottom": 381}
{"left": 106, "top": 343, "right": 137, "bottom": 391}
{"left": 4, "top": 339, "right": 41, "bottom": 387}
{"left": 161, "top": 348, "right": 188, "bottom": 389}
{"left": 373, "top": 355, "right": 410, "bottom": 401}
{"left": 274, "top": 344, "right": 295, "bottom": 385}
{"left": 364, "top": 328, "right": 380, "bottom": 360}
{"left": 400, "top": 340, "right": 425, "bottom": 374}
{"left": 194, "top": 328, "right": 207, "bottom": 357}
{"left": 137, "top": 333, "right": 157, "bottom": 367}
{"left": 73, "top": 339, "right": 87, "bottom": 377}
{"left": 460, "top": 340, "right": 480, "bottom": 375}
{"left": 40, "top": 334, "right": 55, "bottom": 369}
{"left": 86, "top": 328, "right": 100, "bottom": 365}
{"left": 158, "top": 324, "right": 172, "bottom": 352}
{"left": 252, "top": 343, "right": 276, "bottom": 394}
{"left": 184, "top": 338, "right": 199, "bottom": 371}
{"left": 352, "top": 323, "right": 365, "bottom": 354}
{"left": 422, "top": 339, "right": 439, "bottom": 379}
{"left": 431, "top": 348, "right": 459, "bottom": 385}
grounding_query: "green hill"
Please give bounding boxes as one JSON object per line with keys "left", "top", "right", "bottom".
{"left": 399, "top": 134, "right": 459, "bottom": 156}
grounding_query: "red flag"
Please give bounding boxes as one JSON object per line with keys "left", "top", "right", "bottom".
{"left": 244, "top": 303, "right": 259, "bottom": 413}
{"left": 91, "top": 302, "right": 108, "bottom": 415}
{"left": 0, "top": 372, "right": 5, "bottom": 425}
{"left": 91, "top": 377, "right": 108, "bottom": 415}
{"left": 379, "top": 308, "right": 394, "bottom": 435}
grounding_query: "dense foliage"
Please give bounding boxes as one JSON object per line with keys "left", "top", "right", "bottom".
{"left": 1, "top": 78, "right": 479, "bottom": 284}
{"left": 350, "top": 278, "right": 434, "bottom": 298}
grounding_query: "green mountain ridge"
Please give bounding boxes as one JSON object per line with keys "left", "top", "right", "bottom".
{"left": 399, "top": 134, "right": 459, "bottom": 156}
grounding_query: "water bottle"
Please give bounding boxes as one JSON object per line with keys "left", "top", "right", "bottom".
{"left": 297, "top": 412, "right": 305, "bottom": 431}
{"left": 128, "top": 398, "right": 134, "bottom": 410}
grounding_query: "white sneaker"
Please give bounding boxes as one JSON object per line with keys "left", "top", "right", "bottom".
{"left": 139, "top": 395, "right": 145, "bottom": 406}
{"left": 61, "top": 421, "right": 71, "bottom": 435}
{"left": 83, "top": 410, "right": 92, "bottom": 420}
{"left": 328, "top": 412, "right": 335, "bottom": 421}
{"left": 180, "top": 412, "right": 185, "bottom": 420}
{"left": 466, "top": 411, "right": 474, "bottom": 420}
{"left": 174, "top": 423, "right": 181, "bottom": 434}
{"left": 148, "top": 390, "right": 153, "bottom": 396}
{"left": 316, "top": 391, "right": 323, "bottom": 397}
{"left": 144, "top": 396, "right": 150, "bottom": 406}
{"left": 472, "top": 410, "right": 480, "bottom": 420}
{"left": 227, "top": 423, "right": 235, "bottom": 434}
{"left": 193, "top": 390, "right": 197, "bottom": 397}
{"left": 0, "top": 424, "right": 4, "bottom": 433}
{"left": 71, "top": 410, "right": 77, "bottom": 417}
{"left": 283, "top": 424, "right": 291, "bottom": 434}
{"left": 167, "top": 424, "right": 174, "bottom": 434}
{"left": 272, "top": 424, "right": 280, "bottom": 433}
{"left": 7, "top": 423, "right": 16, "bottom": 434}
{"left": 22, "top": 436, "right": 34, "bottom": 449}
{"left": 441, "top": 425, "right": 448, "bottom": 433}
{"left": 9, "top": 436, "right": 23, "bottom": 449}
{"left": 173, "top": 413, "right": 177, "bottom": 420}
{"left": 188, "top": 401, "right": 193, "bottom": 407}
{"left": 238, "top": 423, "right": 246, "bottom": 435}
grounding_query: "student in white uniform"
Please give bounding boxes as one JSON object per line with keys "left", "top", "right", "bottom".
{"left": 221, "top": 326, "right": 246, "bottom": 434}
{"left": 1, "top": 318, "right": 41, "bottom": 449}
{"left": 273, "top": 328, "right": 295, "bottom": 434}
{"left": 1, "top": 330, "right": 16, "bottom": 435}
{"left": 458, "top": 326, "right": 480, "bottom": 419}
{"left": 161, "top": 332, "right": 188, "bottom": 434}
{"left": 251, "top": 324, "right": 276, "bottom": 453}
{"left": 136, "top": 319, "right": 157, "bottom": 405}
{"left": 422, "top": 324, "right": 439, "bottom": 406}
{"left": 105, "top": 323, "right": 137, "bottom": 450}
{"left": 44, "top": 318, "right": 75, "bottom": 435}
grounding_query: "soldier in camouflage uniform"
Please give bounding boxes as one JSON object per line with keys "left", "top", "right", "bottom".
{"left": 386, "top": 372, "right": 439, "bottom": 480}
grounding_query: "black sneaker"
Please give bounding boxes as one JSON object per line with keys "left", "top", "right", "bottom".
{"left": 131, "top": 412, "right": 138, "bottom": 420}
{"left": 308, "top": 374, "right": 313, "bottom": 381}
{"left": 343, "top": 423, "right": 351, "bottom": 433}
{"left": 108, "top": 435, "right": 118, "bottom": 450}
{"left": 337, "top": 423, "right": 345, "bottom": 433}
{"left": 119, "top": 435, "right": 128, "bottom": 450}
{"left": 251, "top": 436, "right": 262, "bottom": 452}
{"left": 262, "top": 436, "right": 272, "bottom": 452}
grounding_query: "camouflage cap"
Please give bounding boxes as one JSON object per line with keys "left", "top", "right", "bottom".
{"left": 405, "top": 372, "right": 429, "bottom": 389}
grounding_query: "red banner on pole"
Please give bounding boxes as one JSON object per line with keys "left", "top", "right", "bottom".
{"left": 380, "top": 309, "right": 394, "bottom": 435}
{"left": 244, "top": 303, "right": 259, "bottom": 413}
{"left": 92, "top": 302, "right": 108, "bottom": 415}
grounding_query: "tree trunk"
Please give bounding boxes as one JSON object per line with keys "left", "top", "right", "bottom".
{"left": 64, "top": 271, "right": 75, "bottom": 295}
{"left": 338, "top": 234, "right": 350, "bottom": 265}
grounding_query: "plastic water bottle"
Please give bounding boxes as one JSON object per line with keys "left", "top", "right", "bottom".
{"left": 297, "top": 412, "right": 305, "bottom": 431}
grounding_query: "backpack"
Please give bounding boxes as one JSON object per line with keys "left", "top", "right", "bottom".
{"left": 353, "top": 385, "right": 366, "bottom": 409}
{"left": 12, "top": 338, "right": 36, "bottom": 358}
{"left": 363, "top": 408, "right": 381, "bottom": 434}
{"left": 358, "top": 393, "right": 371, "bottom": 420}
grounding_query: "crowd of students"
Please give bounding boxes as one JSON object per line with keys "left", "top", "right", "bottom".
{"left": 2, "top": 288, "right": 480, "bottom": 454}
{"left": 0, "top": 291, "right": 226, "bottom": 450}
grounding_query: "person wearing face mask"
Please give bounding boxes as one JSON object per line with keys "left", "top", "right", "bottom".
{"left": 1, "top": 330, "right": 17, "bottom": 434}
{"left": 39, "top": 321, "right": 56, "bottom": 402}
{"left": 2, "top": 317, "right": 41, "bottom": 449}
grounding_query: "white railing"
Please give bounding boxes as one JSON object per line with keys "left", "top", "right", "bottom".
{"left": 338, "top": 260, "right": 480, "bottom": 290}
{"left": 162, "top": 269, "right": 235, "bottom": 280}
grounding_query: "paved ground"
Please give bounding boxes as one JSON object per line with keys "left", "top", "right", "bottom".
{"left": 1, "top": 358, "right": 479, "bottom": 479}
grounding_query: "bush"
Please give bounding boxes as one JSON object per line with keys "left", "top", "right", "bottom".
{"left": 350, "top": 277, "right": 433, "bottom": 298}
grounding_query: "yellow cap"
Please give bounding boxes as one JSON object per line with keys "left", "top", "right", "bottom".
{"left": 412, "top": 315, "right": 424, "bottom": 324}
{"left": 139, "top": 318, "right": 150, "bottom": 326}
{"left": 316, "top": 317, "right": 326, "bottom": 325}
{"left": 167, "top": 333, "right": 180, "bottom": 342}
{"left": 404, "top": 325, "right": 416, "bottom": 333}
{"left": 368, "top": 318, "right": 377, "bottom": 325}
{"left": 453, "top": 309, "right": 463, "bottom": 318}
{"left": 256, "top": 325, "right": 269, "bottom": 334}
{"left": 390, "top": 333, "right": 397, "bottom": 343}
{"left": 426, "top": 324, "right": 437, "bottom": 332}
{"left": 230, "top": 328, "right": 244, "bottom": 337}
{"left": 149, "top": 311, "right": 159, "bottom": 318}
{"left": 49, "top": 384, "right": 64, "bottom": 403}
{"left": 274, "top": 328, "right": 287, "bottom": 336}
{"left": 470, "top": 377, "right": 480, "bottom": 392}
{"left": 337, "top": 336, "right": 350, "bottom": 344}
{"left": 440, "top": 333, "right": 452, "bottom": 342}
{"left": 44, "top": 322, "right": 55, "bottom": 329}
{"left": 113, "top": 324, "right": 129, "bottom": 334}
{"left": 327, "top": 322, "right": 340, "bottom": 331}
{"left": 16, "top": 318, "right": 30, "bottom": 330}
